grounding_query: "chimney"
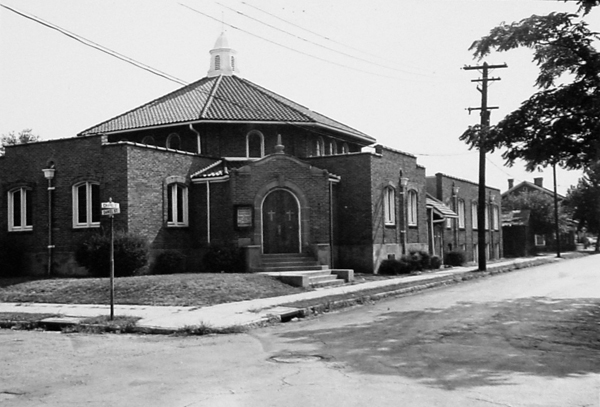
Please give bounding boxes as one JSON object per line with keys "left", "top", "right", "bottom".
{"left": 508, "top": 179, "right": 514, "bottom": 189}
{"left": 534, "top": 177, "right": 543, "bottom": 188}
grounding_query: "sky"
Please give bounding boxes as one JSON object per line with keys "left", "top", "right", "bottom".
{"left": 1, "top": 0, "right": 598, "bottom": 195}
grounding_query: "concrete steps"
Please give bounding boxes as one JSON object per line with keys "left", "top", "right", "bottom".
{"left": 256, "top": 254, "right": 352, "bottom": 288}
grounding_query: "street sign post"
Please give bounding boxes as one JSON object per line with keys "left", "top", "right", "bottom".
{"left": 101, "top": 198, "right": 119, "bottom": 320}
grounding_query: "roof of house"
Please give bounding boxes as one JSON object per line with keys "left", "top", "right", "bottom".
{"left": 502, "top": 180, "right": 565, "bottom": 201}
{"left": 78, "top": 75, "right": 375, "bottom": 144}
{"left": 501, "top": 209, "right": 531, "bottom": 227}
{"left": 426, "top": 194, "right": 458, "bottom": 219}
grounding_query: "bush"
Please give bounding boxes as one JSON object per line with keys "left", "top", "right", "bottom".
{"left": 377, "top": 257, "right": 414, "bottom": 275}
{"left": 152, "top": 250, "right": 187, "bottom": 275}
{"left": 202, "top": 244, "right": 245, "bottom": 273}
{"left": 444, "top": 250, "right": 466, "bottom": 267}
{"left": 75, "top": 232, "right": 149, "bottom": 277}
{"left": 430, "top": 255, "right": 442, "bottom": 270}
{"left": 409, "top": 250, "right": 431, "bottom": 271}
{"left": 0, "top": 238, "right": 26, "bottom": 277}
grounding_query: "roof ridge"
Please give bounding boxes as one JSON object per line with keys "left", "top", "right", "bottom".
{"left": 78, "top": 77, "right": 214, "bottom": 135}
{"left": 200, "top": 75, "right": 223, "bottom": 118}
{"left": 191, "top": 159, "right": 223, "bottom": 178}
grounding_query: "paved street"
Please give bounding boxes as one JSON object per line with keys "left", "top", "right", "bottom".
{"left": 1, "top": 255, "right": 599, "bottom": 406}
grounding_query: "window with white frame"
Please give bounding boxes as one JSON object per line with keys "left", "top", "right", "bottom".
{"left": 8, "top": 187, "right": 32, "bottom": 232}
{"left": 330, "top": 140, "right": 337, "bottom": 155}
{"left": 316, "top": 137, "right": 325, "bottom": 156}
{"left": 383, "top": 187, "right": 396, "bottom": 225}
{"left": 471, "top": 202, "right": 478, "bottom": 229}
{"left": 407, "top": 190, "right": 418, "bottom": 226}
{"left": 341, "top": 143, "right": 349, "bottom": 154}
{"left": 534, "top": 234, "right": 546, "bottom": 246}
{"left": 446, "top": 216, "right": 452, "bottom": 229}
{"left": 458, "top": 199, "right": 465, "bottom": 229}
{"left": 484, "top": 204, "right": 490, "bottom": 230}
{"left": 167, "top": 183, "right": 189, "bottom": 227}
{"left": 73, "top": 182, "right": 100, "bottom": 228}
{"left": 246, "top": 131, "right": 264, "bottom": 158}
{"left": 492, "top": 205, "right": 499, "bottom": 230}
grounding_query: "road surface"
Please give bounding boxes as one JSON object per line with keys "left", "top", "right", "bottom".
{"left": 1, "top": 255, "right": 599, "bottom": 406}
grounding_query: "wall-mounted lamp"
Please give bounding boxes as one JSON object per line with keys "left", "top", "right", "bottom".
{"left": 452, "top": 183, "right": 460, "bottom": 196}
{"left": 400, "top": 177, "right": 409, "bottom": 188}
{"left": 42, "top": 168, "right": 55, "bottom": 180}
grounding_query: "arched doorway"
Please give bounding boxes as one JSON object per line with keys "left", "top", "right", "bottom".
{"left": 262, "top": 189, "right": 301, "bottom": 254}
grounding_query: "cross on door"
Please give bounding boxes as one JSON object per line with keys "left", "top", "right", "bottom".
{"left": 267, "top": 210, "right": 275, "bottom": 221}
{"left": 286, "top": 210, "right": 294, "bottom": 221}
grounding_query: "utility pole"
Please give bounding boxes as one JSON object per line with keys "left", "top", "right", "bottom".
{"left": 464, "top": 62, "right": 507, "bottom": 271}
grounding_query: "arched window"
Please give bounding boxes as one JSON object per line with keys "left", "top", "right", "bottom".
{"left": 8, "top": 187, "right": 32, "bottom": 232}
{"left": 167, "top": 183, "right": 189, "bottom": 227}
{"left": 141, "top": 135, "right": 155, "bottom": 145}
{"left": 246, "top": 131, "right": 264, "bottom": 158}
{"left": 407, "top": 190, "right": 418, "bottom": 226}
{"left": 316, "top": 137, "right": 325, "bottom": 156}
{"left": 341, "top": 143, "right": 349, "bottom": 154}
{"left": 457, "top": 199, "right": 465, "bottom": 229}
{"left": 471, "top": 202, "right": 478, "bottom": 230}
{"left": 196, "top": 134, "right": 202, "bottom": 154}
{"left": 215, "top": 55, "right": 221, "bottom": 70}
{"left": 383, "top": 187, "right": 396, "bottom": 225}
{"left": 166, "top": 133, "right": 181, "bottom": 150}
{"left": 73, "top": 181, "right": 100, "bottom": 228}
{"left": 330, "top": 140, "right": 337, "bottom": 155}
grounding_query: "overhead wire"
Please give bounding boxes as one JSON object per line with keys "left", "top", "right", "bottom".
{"left": 215, "top": 1, "right": 430, "bottom": 77}
{"left": 0, "top": 3, "right": 188, "bottom": 85}
{"left": 179, "top": 2, "right": 431, "bottom": 81}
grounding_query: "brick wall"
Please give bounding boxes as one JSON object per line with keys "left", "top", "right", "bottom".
{"left": 427, "top": 173, "right": 503, "bottom": 263}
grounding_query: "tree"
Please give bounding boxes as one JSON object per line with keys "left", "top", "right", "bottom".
{"left": 460, "top": 1, "right": 600, "bottom": 171}
{"left": 563, "top": 162, "right": 600, "bottom": 251}
{"left": 1, "top": 129, "right": 40, "bottom": 155}
{"left": 502, "top": 190, "right": 570, "bottom": 235}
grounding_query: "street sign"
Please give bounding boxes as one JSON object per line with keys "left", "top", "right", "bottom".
{"left": 102, "top": 207, "right": 120, "bottom": 216}
{"left": 101, "top": 202, "right": 120, "bottom": 209}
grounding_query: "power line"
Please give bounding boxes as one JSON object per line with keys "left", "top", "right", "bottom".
{"left": 216, "top": 1, "right": 429, "bottom": 77}
{"left": 179, "top": 2, "right": 428, "bottom": 81}
{"left": 0, "top": 3, "right": 188, "bottom": 85}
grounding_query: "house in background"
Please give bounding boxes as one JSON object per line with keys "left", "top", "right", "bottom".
{"left": 426, "top": 173, "right": 503, "bottom": 263}
{"left": 1, "top": 32, "right": 434, "bottom": 276}
{"left": 502, "top": 178, "right": 576, "bottom": 255}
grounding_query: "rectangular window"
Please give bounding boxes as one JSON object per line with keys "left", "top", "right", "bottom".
{"left": 484, "top": 204, "right": 490, "bottom": 230}
{"left": 73, "top": 182, "right": 100, "bottom": 228}
{"left": 535, "top": 234, "right": 546, "bottom": 246}
{"left": 492, "top": 206, "right": 500, "bottom": 230}
{"left": 472, "top": 202, "right": 478, "bottom": 230}
{"left": 167, "top": 184, "right": 188, "bottom": 227}
{"left": 458, "top": 200, "right": 465, "bottom": 229}
{"left": 408, "top": 190, "right": 418, "bottom": 226}
{"left": 8, "top": 187, "right": 32, "bottom": 232}
{"left": 383, "top": 187, "right": 395, "bottom": 225}
{"left": 446, "top": 217, "right": 452, "bottom": 229}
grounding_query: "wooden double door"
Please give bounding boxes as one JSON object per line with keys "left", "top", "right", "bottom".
{"left": 262, "top": 190, "right": 300, "bottom": 254}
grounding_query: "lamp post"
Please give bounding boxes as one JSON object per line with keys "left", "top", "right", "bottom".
{"left": 42, "top": 167, "right": 55, "bottom": 277}
{"left": 400, "top": 176, "right": 409, "bottom": 255}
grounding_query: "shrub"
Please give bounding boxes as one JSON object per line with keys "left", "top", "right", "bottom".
{"left": 444, "top": 250, "right": 466, "bottom": 267}
{"left": 75, "top": 232, "right": 149, "bottom": 277}
{"left": 152, "top": 250, "right": 187, "bottom": 275}
{"left": 409, "top": 250, "right": 431, "bottom": 271}
{"left": 430, "top": 255, "right": 442, "bottom": 270}
{"left": 377, "top": 257, "right": 414, "bottom": 275}
{"left": 202, "top": 244, "right": 245, "bottom": 273}
{"left": 0, "top": 238, "right": 26, "bottom": 277}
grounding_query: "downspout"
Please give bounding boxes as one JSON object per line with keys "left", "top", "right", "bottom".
{"left": 329, "top": 180, "right": 334, "bottom": 268}
{"left": 206, "top": 181, "right": 211, "bottom": 244}
{"left": 189, "top": 124, "right": 201, "bottom": 154}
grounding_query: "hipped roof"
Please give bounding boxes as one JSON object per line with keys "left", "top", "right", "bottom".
{"left": 79, "top": 75, "right": 374, "bottom": 144}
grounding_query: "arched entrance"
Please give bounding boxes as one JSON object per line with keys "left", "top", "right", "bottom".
{"left": 262, "top": 189, "right": 301, "bottom": 254}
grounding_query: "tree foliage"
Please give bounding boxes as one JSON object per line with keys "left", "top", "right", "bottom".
{"left": 0, "top": 129, "right": 40, "bottom": 155}
{"left": 502, "top": 190, "right": 569, "bottom": 234}
{"left": 461, "top": 1, "right": 600, "bottom": 171}
{"left": 563, "top": 162, "right": 600, "bottom": 250}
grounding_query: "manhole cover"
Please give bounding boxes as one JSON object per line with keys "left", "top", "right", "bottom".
{"left": 270, "top": 354, "right": 324, "bottom": 363}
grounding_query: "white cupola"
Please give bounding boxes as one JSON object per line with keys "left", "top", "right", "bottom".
{"left": 207, "top": 32, "right": 239, "bottom": 77}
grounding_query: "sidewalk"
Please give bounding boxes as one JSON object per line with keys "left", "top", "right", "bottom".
{"left": 0, "top": 252, "right": 587, "bottom": 333}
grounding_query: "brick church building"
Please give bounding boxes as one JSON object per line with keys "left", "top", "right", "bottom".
{"left": 1, "top": 33, "right": 441, "bottom": 276}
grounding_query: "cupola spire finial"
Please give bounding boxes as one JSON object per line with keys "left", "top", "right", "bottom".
{"left": 207, "top": 31, "right": 240, "bottom": 77}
